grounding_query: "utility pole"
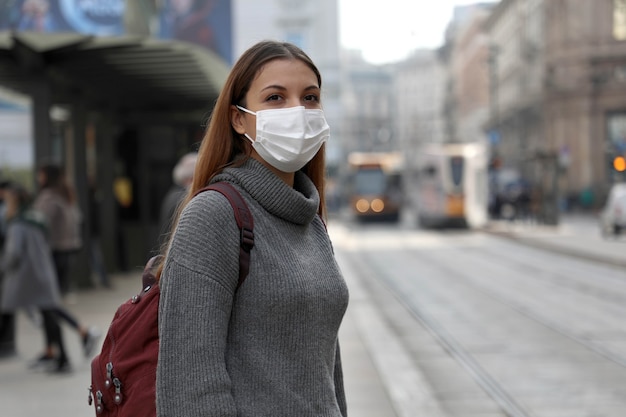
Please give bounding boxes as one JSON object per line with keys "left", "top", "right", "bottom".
{"left": 487, "top": 44, "right": 501, "bottom": 218}
{"left": 487, "top": 44, "right": 500, "bottom": 155}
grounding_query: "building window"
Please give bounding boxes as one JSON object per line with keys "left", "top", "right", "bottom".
{"left": 614, "top": 0, "right": 626, "bottom": 40}
{"left": 607, "top": 113, "right": 626, "bottom": 182}
{"left": 608, "top": 113, "right": 626, "bottom": 152}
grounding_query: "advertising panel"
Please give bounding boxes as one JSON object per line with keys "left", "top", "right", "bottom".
{"left": 0, "top": 0, "right": 125, "bottom": 35}
{"left": 0, "top": 0, "right": 232, "bottom": 62}
{"left": 157, "top": 0, "right": 232, "bottom": 63}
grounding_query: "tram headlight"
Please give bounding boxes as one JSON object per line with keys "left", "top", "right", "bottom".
{"left": 355, "top": 199, "right": 370, "bottom": 213}
{"left": 370, "top": 199, "right": 385, "bottom": 213}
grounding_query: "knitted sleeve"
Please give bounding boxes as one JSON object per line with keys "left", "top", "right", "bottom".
{"left": 156, "top": 191, "right": 241, "bottom": 417}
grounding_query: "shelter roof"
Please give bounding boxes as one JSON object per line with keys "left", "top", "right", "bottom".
{"left": 0, "top": 31, "right": 229, "bottom": 117}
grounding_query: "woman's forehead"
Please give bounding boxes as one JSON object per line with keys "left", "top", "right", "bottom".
{"left": 252, "top": 59, "right": 319, "bottom": 88}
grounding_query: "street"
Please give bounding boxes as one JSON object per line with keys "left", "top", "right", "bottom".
{"left": 333, "top": 214, "right": 626, "bottom": 417}
{"left": 1, "top": 214, "right": 625, "bottom": 417}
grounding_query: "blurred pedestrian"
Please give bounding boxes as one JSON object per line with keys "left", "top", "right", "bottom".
{"left": 33, "top": 162, "right": 82, "bottom": 295}
{"left": 156, "top": 40, "right": 349, "bottom": 416}
{"left": 32, "top": 162, "right": 100, "bottom": 365}
{"left": 158, "top": 152, "right": 197, "bottom": 247}
{"left": 0, "top": 180, "right": 16, "bottom": 358}
{"left": 0, "top": 183, "right": 70, "bottom": 372}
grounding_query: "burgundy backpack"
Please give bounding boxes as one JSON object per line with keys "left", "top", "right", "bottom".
{"left": 88, "top": 182, "right": 254, "bottom": 416}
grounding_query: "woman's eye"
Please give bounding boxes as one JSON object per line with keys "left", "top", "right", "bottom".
{"left": 304, "top": 94, "right": 319, "bottom": 102}
{"left": 266, "top": 94, "right": 282, "bottom": 101}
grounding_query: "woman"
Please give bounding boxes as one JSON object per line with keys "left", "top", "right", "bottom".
{"left": 156, "top": 40, "right": 349, "bottom": 416}
{"left": 32, "top": 163, "right": 100, "bottom": 365}
{"left": 33, "top": 163, "right": 82, "bottom": 295}
{"left": 0, "top": 184, "right": 70, "bottom": 372}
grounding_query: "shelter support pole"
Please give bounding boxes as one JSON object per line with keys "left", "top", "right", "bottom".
{"left": 31, "top": 78, "right": 52, "bottom": 168}
{"left": 69, "top": 103, "right": 94, "bottom": 289}
{"left": 96, "top": 114, "right": 118, "bottom": 273}
{"left": 138, "top": 130, "right": 151, "bottom": 261}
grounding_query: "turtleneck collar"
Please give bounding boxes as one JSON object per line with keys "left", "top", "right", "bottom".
{"left": 211, "top": 158, "right": 320, "bottom": 226}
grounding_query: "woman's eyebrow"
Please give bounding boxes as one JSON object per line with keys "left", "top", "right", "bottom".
{"left": 260, "top": 84, "right": 286, "bottom": 92}
{"left": 260, "top": 84, "right": 320, "bottom": 92}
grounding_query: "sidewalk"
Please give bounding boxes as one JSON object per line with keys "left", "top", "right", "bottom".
{"left": 483, "top": 213, "right": 626, "bottom": 269}
{"left": 0, "top": 268, "right": 399, "bottom": 417}
{"left": 0, "top": 272, "right": 143, "bottom": 417}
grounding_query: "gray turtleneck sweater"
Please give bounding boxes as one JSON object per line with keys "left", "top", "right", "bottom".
{"left": 156, "top": 158, "right": 349, "bottom": 417}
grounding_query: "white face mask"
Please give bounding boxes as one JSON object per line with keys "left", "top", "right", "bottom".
{"left": 236, "top": 105, "right": 330, "bottom": 172}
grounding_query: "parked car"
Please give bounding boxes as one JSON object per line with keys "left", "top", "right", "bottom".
{"left": 489, "top": 169, "right": 532, "bottom": 221}
{"left": 600, "top": 183, "right": 626, "bottom": 238}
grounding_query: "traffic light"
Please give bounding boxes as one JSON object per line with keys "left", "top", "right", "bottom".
{"left": 614, "top": 155, "right": 626, "bottom": 172}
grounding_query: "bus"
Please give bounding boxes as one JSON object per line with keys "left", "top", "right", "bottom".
{"left": 347, "top": 152, "right": 404, "bottom": 222}
{"left": 410, "top": 142, "right": 488, "bottom": 229}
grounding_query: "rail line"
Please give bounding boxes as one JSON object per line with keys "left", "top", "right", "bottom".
{"left": 406, "top": 241, "right": 626, "bottom": 369}
{"left": 342, "top": 235, "right": 626, "bottom": 417}
{"left": 470, "top": 236, "right": 626, "bottom": 304}
{"left": 342, "top": 250, "right": 533, "bottom": 417}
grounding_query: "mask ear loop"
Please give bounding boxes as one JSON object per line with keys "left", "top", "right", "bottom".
{"left": 236, "top": 105, "right": 256, "bottom": 116}
{"left": 235, "top": 106, "right": 256, "bottom": 144}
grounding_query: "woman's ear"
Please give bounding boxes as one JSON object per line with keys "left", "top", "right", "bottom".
{"left": 230, "top": 105, "right": 247, "bottom": 135}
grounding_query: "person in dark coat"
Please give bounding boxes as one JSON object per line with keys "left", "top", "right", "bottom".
{"left": 0, "top": 184, "right": 70, "bottom": 372}
{"left": 158, "top": 152, "right": 197, "bottom": 248}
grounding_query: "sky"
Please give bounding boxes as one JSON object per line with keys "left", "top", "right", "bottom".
{"left": 339, "top": 0, "right": 491, "bottom": 64}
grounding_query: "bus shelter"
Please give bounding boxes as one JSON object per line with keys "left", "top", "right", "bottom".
{"left": 0, "top": 31, "right": 229, "bottom": 284}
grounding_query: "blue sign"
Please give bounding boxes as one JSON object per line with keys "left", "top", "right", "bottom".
{"left": 58, "top": 0, "right": 125, "bottom": 35}
{"left": 488, "top": 129, "right": 501, "bottom": 145}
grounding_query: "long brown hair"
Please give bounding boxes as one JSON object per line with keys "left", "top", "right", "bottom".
{"left": 157, "top": 40, "right": 328, "bottom": 276}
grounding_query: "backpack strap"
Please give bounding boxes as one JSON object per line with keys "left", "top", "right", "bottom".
{"left": 195, "top": 182, "right": 254, "bottom": 290}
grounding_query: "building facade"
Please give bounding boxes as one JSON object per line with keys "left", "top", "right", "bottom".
{"left": 394, "top": 49, "right": 446, "bottom": 154}
{"left": 543, "top": 0, "right": 626, "bottom": 202}
{"left": 482, "top": 0, "right": 626, "bottom": 208}
{"left": 340, "top": 50, "right": 395, "bottom": 155}
{"left": 447, "top": 6, "right": 493, "bottom": 145}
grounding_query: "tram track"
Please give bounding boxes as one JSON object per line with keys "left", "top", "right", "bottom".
{"left": 342, "top": 249, "right": 533, "bottom": 417}
{"left": 411, "top": 238, "right": 626, "bottom": 366}
{"left": 337, "top": 230, "right": 626, "bottom": 417}
{"left": 405, "top": 245, "right": 626, "bottom": 369}
{"left": 468, "top": 236, "right": 626, "bottom": 308}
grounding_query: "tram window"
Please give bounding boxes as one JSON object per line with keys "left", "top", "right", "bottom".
{"left": 450, "top": 156, "right": 464, "bottom": 186}
{"left": 355, "top": 168, "right": 386, "bottom": 194}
